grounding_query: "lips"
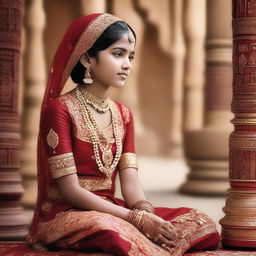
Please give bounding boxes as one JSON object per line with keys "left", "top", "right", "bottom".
{"left": 117, "top": 72, "right": 128, "bottom": 77}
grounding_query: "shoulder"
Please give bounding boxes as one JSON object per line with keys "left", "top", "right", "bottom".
{"left": 112, "top": 100, "right": 133, "bottom": 125}
{"left": 41, "top": 94, "right": 74, "bottom": 123}
{"left": 43, "top": 90, "right": 76, "bottom": 113}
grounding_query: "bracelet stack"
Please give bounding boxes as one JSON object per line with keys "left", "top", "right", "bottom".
{"left": 132, "top": 200, "right": 154, "bottom": 214}
{"left": 127, "top": 209, "right": 147, "bottom": 230}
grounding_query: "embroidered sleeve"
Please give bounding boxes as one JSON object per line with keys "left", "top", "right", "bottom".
{"left": 48, "top": 152, "right": 77, "bottom": 179}
{"left": 41, "top": 98, "right": 78, "bottom": 179}
{"left": 118, "top": 153, "right": 138, "bottom": 171}
{"left": 41, "top": 99, "right": 73, "bottom": 157}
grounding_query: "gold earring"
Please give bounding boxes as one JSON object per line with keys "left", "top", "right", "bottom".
{"left": 83, "top": 66, "right": 93, "bottom": 84}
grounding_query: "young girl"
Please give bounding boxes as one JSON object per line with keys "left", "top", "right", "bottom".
{"left": 27, "top": 13, "right": 220, "bottom": 256}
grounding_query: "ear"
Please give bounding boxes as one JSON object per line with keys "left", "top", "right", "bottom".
{"left": 80, "top": 53, "right": 90, "bottom": 67}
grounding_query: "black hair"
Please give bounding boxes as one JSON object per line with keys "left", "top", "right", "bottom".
{"left": 70, "top": 21, "right": 136, "bottom": 84}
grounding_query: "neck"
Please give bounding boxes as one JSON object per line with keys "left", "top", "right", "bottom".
{"left": 81, "top": 82, "right": 109, "bottom": 99}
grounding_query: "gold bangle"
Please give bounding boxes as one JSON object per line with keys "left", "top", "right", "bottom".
{"left": 132, "top": 200, "right": 154, "bottom": 214}
{"left": 127, "top": 209, "right": 147, "bottom": 230}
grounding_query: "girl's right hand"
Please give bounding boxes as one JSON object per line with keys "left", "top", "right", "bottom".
{"left": 140, "top": 213, "right": 178, "bottom": 249}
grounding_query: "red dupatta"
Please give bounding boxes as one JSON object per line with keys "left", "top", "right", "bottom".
{"left": 29, "top": 13, "right": 122, "bottom": 239}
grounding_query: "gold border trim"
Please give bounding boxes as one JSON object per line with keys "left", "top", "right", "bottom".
{"left": 48, "top": 152, "right": 77, "bottom": 179}
{"left": 119, "top": 153, "right": 138, "bottom": 171}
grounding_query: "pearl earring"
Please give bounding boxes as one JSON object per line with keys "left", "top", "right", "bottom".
{"left": 83, "top": 66, "right": 93, "bottom": 84}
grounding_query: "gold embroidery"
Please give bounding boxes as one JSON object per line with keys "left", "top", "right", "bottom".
{"left": 119, "top": 153, "right": 138, "bottom": 171}
{"left": 31, "top": 209, "right": 218, "bottom": 255}
{"left": 48, "top": 152, "right": 76, "bottom": 179}
{"left": 34, "top": 210, "right": 171, "bottom": 255}
{"left": 60, "top": 94, "right": 124, "bottom": 145}
{"left": 46, "top": 128, "right": 59, "bottom": 152}
{"left": 121, "top": 104, "right": 130, "bottom": 124}
{"left": 170, "top": 209, "right": 219, "bottom": 255}
{"left": 61, "top": 14, "right": 121, "bottom": 89}
{"left": 46, "top": 177, "right": 113, "bottom": 202}
{"left": 79, "top": 177, "right": 112, "bottom": 191}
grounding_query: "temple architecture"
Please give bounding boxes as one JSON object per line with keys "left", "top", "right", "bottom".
{"left": 0, "top": 0, "right": 29, "bottom": 239}
{"left": 1, "top": 0, "right": 256, "bottom": 247}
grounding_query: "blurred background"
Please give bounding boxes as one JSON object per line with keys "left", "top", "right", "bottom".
{"left": 1, "top": 0, "right": 233, "bottom": 239}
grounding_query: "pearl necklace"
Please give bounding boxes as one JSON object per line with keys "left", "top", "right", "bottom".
{"left": 79, "top": 86, "right": 110, "bottom": 114}
{"left": 76, "top": 87, "right": 122, "bottom": 177}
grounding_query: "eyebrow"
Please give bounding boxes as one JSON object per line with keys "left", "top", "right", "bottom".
{"left": 111, "top": 47, "right": 135, "bottom": 55}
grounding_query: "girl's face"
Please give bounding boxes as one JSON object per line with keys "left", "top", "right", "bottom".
{"left": 88, "top": 32, "right": 135, "bottom": 89}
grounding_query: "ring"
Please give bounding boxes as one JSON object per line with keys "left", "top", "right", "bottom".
{"left": 161, "top": 243, "right": 167, "bottom": 248}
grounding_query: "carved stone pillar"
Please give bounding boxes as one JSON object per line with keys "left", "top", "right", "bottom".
{"left": 21, "top": 0, "right": 46, "bottom": 208}
{"left": 0, "top": 0, "right": 28, "bottom": 239}
{"left": 220, "top": 0, "right": 256, "bottom": 247}
{"left": 183, "top": 0, "right": 205, "bottom": 131}
{"left": 180, "top": 0, "right": 232, "bottom": 195}
{"left": 80, "top": 0, "right": 106, "bottom": 14}
{"left": 168, "top": 0, "right": 185, "bottom": 155}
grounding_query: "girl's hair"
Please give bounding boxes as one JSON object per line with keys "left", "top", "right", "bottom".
{"left": 70, "top": 21, "right": 136, "bottom": 84}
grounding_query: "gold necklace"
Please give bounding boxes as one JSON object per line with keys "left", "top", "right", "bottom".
{"left": 79, "top": 86, "right": 110, "bottom": 114}
{"left": 76, "top": 87, "right": 122, "bottom": 177}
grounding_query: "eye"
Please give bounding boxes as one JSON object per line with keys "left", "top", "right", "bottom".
{"left": 112, "top": 51, "right": 123, "bottom": 57}
{"left": 129, "top": 55, "right": 135, "bottom": 61}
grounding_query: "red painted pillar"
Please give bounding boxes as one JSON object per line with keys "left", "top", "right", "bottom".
{"left": 0, "top": 0, "right": 28, "bottom": 239}
{"left": 220, "top": 0, "right": 256, "bottom": 247}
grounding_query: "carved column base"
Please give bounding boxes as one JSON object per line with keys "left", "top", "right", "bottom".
{"left": 0, "top": 172, "right": 29, "bottom": 240}
{"left": 181, "top": 129, "right": 229, "bottom": 195}
{"left": 21, "top": 142, "right": 38, "bottom": 208}
{"left": 220, "top": 188, "right": 256, "bottom": 247}
{"left": 180, "top": 160, "right": 229, "bottom": 195}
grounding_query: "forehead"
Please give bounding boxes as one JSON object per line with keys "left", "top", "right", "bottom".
{"left": 109, "top": 33, "right": 135, "bottom": 51}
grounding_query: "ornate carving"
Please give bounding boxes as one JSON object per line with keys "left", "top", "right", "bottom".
{"left": 233, "top": 18, "right": 256, "bottom": 35}
{"left": 230, "top": 137, "right": 256, "bottom": 148}
{"left": 221, "top": 0, "right": 256, "bottom": 246}
{"left": 0, "top": 0, "right": 28, "bottom": 239}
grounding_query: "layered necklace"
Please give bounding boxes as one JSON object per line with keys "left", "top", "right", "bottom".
{"left": 79, "top": 87, "right": 110, "bottom": 114}
{"left": 76, "top": 87, "right": 122, "bottom": 177}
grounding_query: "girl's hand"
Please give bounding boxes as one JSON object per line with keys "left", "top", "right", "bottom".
{"left": 141, "top": 213, "right": 178, "bottom": 249}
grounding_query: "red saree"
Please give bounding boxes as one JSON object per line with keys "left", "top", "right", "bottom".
{"left": 27, "top": 13, "right": 220, "bottom": 256}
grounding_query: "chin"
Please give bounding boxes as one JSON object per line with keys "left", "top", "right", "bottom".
{"left": 111, "top": 82, "right": 126, "bottom": 88}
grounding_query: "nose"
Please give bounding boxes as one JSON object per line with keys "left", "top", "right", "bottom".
{"left": 122, "top": 57, "right": 132, "bottom": 70}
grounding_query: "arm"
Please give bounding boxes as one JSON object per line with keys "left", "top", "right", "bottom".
{"left": 56, "top": 173, "right": 130, "bottom": 220}
{"left": 118, "top": 106, "right": 154, "bottom": 212}
{"left": 119, "top": 167, "right": 146, "bottom": 208}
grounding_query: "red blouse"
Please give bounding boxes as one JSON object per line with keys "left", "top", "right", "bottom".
{"left": 38, "top": 90, "right": 137, "bottom": 220}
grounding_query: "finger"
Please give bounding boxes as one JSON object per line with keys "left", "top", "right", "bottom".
{"left": 157, "top": 233, "right": 175, "bottom": 248}
{"left": 160, "top": 227, "right": 174, "bottom": 240}
{"left": 162, "top": 222, "right": 177, "bottom": 239}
